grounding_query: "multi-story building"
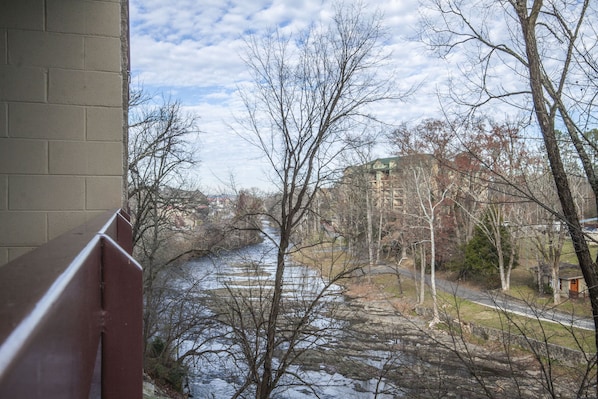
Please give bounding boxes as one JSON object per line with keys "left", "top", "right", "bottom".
{"left": 347, "top": 154, "right": 437, "bottom": 212}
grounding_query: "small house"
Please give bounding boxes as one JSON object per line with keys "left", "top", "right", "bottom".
{"left": 536, "top": 262, "right": 588, "bottom": 299}
{"left": 558, "top": 263, "right": 588, "bottom": 299}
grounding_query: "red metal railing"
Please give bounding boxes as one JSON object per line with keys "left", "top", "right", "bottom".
{"left": 0, "top": 209, "right": 142, "bottom": 399}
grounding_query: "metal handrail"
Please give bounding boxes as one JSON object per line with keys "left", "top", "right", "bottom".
{"left": 0, "top": 209, "right": 142, "bottom": 399}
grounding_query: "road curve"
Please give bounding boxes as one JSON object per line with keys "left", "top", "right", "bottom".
{"left": 370, "top": 263, "right": 594, "bottom": 331}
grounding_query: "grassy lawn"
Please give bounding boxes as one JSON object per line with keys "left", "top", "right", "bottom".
{"left": 435, "top": 290, "right": 596, "bottom": 353}
{"left": 560, "top": 240, "right": 598, "bottom": 264}
{"left": 511, "top": 239, "right": 597, "bottom": 319}
{"left": 291, "top": 241, "right": 358, "bottom": 281}
{"left": 394, "top": 267, "right": 596, "bottom": 353}
{"left": 293, "top": 243, "right": 597, "bottom": 354}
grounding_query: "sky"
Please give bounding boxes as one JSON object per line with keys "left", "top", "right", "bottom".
{"left": 129, "top": 0, "right": 457, "bottom": 193}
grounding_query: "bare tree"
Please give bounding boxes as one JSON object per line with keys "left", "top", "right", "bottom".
{"left": 128, "top": 91, "right": 198, "bottom": 249}
{"left": 232, "top": 3, "right": 401, "bottom": 397}
{"left": 421, "top": 1, "right": 598, "bottom": 381}
{"left": 408, "top": 159, "right": 452, "bottom": 325}
{"left": 524, "top": 163, "right": 567, "bottom": 303}
{"left": 389, "top": 121, "right": 465, "bottom": 308}
{"left": 332, "top": 172, "right": 367, "bottom": 254}
{"left": 337, "top": 132, "right": 390, "bottom": 280}
{"left": 390, "top": 119, "right": 465, "bottom": 265}
{"left": 464, "top": 121, "right": 530, "bottom": 292}
{"left": 128, "top": 88, "right": 208, "bottom": 388}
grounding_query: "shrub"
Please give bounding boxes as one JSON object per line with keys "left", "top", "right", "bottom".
{"left": 145, "top": 337, "right": 188, "bottom": 393}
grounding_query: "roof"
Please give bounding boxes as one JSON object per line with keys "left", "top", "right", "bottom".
{"left": 360, "top": 154, "right": 436, "bottom": 171}
{"left": 536, "top": 262, "right": 584, "bottom": 280}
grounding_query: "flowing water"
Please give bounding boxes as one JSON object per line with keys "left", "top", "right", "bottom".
{"left": 178, "top": 222, "right": 400, "bottom": 398}
{"left": 169, "top": 222, "right": 563, "bottom": 399}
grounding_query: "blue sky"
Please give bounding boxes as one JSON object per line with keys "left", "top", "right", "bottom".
{"left": 129, "top": 0, "right": 456, "bottom": 193}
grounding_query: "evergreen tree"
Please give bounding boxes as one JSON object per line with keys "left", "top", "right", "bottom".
{"left": 461, "top": 209, "right": 516, "bottom": 286}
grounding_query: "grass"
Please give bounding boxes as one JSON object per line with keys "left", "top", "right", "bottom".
{"left": 509, "top": 246, "right": 595, "bottom": 319}
{"left": 436, "top": 290, "right": 595, "bottom": 353}
{"left": 293, "top": 243, "right": 597, "bottom": 354}
{"left": 518, "top": 237, "right": 598, "bottom": 267}
{"left": 397, "top": 266, "right": 596, "bottom": 352}
{"left": 560, "top": 240, "right": 598, "bottom": 264}
{"left": 291, "top": 241, "right": 358, "bottom": 281}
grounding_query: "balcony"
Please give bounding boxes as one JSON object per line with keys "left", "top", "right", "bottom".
{"left": 0, "top": 209, "right": 142, "bottom": 398}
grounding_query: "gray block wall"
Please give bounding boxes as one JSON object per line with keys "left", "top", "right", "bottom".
{"left": 0, "top": 0, "right": 128, "bottom": 265}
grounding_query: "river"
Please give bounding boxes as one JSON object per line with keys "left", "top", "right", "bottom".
{"left": 171, "top": 223, "right": 560, "bottom": 399}
{"left": 179, "top": 222, "right": 401, "bottom": 398}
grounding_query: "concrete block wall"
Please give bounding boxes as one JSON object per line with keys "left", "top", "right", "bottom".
{"left": 0, "top": 0, "right": 128, "bottom": 266}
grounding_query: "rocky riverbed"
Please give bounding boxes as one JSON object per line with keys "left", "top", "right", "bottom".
{"left": 285, "top": 286, "right": 555, "bottom": 399}
{"left": 175, "top": 226, "right": 590, "bottom": 398}
{"left": 200, "top": 279, "right": 579, "bottom": 399}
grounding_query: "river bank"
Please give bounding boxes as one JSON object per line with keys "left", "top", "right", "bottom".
{"left": 311, "top": 267, "right": 590, "bottom": 398}
{"left": 291, "top": 282, "right": 542, "bottom": 398}
{"left": 197, "top": 268, "right": 580, "bottom": 398}
{"left": 152, "top": 228, "right": 593, "bottom": 398}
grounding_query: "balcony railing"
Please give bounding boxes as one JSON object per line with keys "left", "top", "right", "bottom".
{"left": 0, "top": 209, "right": 142, "bottom": 398}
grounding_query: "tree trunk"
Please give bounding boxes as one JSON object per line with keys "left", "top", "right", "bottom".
{"left": 517, "top": 4, "right": 598, "bottom": 391}
{"left": 365, "top": 189, "right": 374, "bottom": 282}
{"left": 495, "top": 225, "right": 508, "bottom": 292}
{"left": 258, "top": 230, "right": 290, "bottom": 399}
{"left": 551, "top": 262, "right": 560, "bottom": 305}
{"left": 429, "top": 220, "right": 440, "bottom": 325}
{"left": 376, "top": 210, "right": 383, "bottom": 264}
{"left": 551, "top": 227, "right": 566, "bottom": 305}
{"left": 504, "top": 238, "right": 516, "bottom": 292}
{"left": 419, "top": 244, "right": 426, "bottom": 305}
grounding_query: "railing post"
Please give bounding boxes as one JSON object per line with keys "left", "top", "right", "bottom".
{"left": 101, "top": 234, "right": 143, "bottom": 399}
{"left": 116, "top": 209, "right": 134, "bottom": 254}
{"left": 0, "top": 210, "right": 143, "bottom": 398}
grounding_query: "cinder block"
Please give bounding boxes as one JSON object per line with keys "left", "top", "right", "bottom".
{"left": 47, "top": 210, "right": 104, "bottom": 239}
{"left": 0, "top": 176, "right": 6, "bottom": 210}
{"left": 9, "top": 175, "right": 85, "bottom": 210}
{"left": 86, "top": 142, "right": 123, "bottom": 175}
{"left": 0, "top": 103, "right": 6, "bottom": 137}
{"left": 47, "top": 211, "right": 87, "bottom": 240}
{"left": 0, "top": 211, "right": 47, "bottom": 245}
{"left": 86, "top": 176, "right": 123, "bottom": 210}
{"left": 0, "top": 30, "right": 6, "bottom": 65}
{"left": 49, "top": 141, "right": 123, "bottom": 175}
{"left": 0, "top": 0, "right": 44, "bottom": 30}
{"left": 8, "top": 247, "right": 36, "bottom": 261}
{"left": 0, "top": 138, "right": 47, "bottom": 174}
{"left": 0, "top": 247, "right": 7, "bottom": 267}
{"left": 0, "top": 65, "right": 46, "bottom": 102}
{"left": 49, "top": 69, "right": 122, "bottom": 106}
{"left": 9, "top": 103, "right": 85, "bottom": 140}
{"left": 48, "top": 141, "right": 86, "bottom": 175}
{"left": 85, "top": 36, "right": 121, "bottom": 72}
{"left": 87, "top": 107, "right": 123, "bottom": 141}
{"left": 47, "top": 0, "right": 121, "bottom": 37}
{"left": 8, "top": 30, "right": 84, "bottom": 69}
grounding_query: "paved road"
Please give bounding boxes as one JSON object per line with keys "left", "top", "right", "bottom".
{"left": 371, "top": 264, "right": 595, "bottom": 331}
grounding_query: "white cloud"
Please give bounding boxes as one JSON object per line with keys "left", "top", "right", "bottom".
{"left": 129, "top": 0, "right": 455, "bottom": 192}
